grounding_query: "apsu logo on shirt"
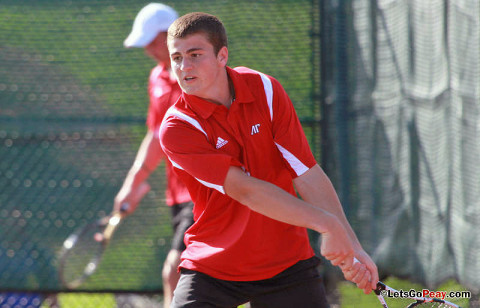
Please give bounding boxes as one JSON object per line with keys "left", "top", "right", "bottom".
{"left": 216, "top": 137, "right": 229, "bottom": 149}
{"left": 251, "top": 123, "right": 261, "bottom": 135}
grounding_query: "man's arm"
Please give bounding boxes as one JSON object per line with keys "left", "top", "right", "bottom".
{"left": 293, "top": 164, "right": 378, "bottom": 292}
{"left": 223, "top": 166, "right": 356, "bottom": 270}
{"left": 113, "top": 130, "right": 162, "bottom": 214}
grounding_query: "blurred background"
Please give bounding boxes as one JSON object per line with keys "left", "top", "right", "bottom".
{"left": 1, "top": 0, "right": 479, "bottom": 307}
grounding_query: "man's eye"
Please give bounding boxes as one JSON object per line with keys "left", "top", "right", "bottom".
{"left": 191, "top": 53, "right": 200, "bottom": 58}
{"left": 172, "top": 56, "right": 182, "bottom": 62}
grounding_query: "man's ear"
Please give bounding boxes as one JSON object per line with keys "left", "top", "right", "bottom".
{"left": 217, "top": 46, "right": 228, "bottom": 67}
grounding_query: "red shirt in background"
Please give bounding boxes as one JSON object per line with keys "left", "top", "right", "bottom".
{"left": 146, "top": 64, "right": 191, "bottom": 206}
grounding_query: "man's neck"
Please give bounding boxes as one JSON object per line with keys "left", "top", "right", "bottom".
{"left": 201, "top": 69, "right": 233, "bottom": 108}
{"left": 217, "top": 69, "right": 235, "bottom": 108}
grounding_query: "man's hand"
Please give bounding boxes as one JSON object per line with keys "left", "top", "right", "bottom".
{"left": 320, "top": 217, "right": 355, "bottom": 267}
{"left": 339, "top": 254, "right": 378, "bottom": 294}
{"left": 320, "top": 218, "right": 378, "bottom": 294}
{"left": 113, "top": 181, "right": 151, "bottom": 216}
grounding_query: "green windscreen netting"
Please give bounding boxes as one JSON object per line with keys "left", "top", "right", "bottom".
{"left": 321, "top": 0, "right": 480, "bottom": 294}
{"left": 1, "top": 0, "right": 319, "bottom": 293}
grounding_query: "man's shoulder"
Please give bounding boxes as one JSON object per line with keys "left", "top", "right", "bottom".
{"left": 232, "top": 66, "right": 265, "bottom": 80}
{"left": 164, "top": 98, "right": 200, "bottom": 125}
{"left": 160, "top": 100, "right": 208, "bottom": 146}
{"left": 149, "top": 64, "right": 177, "bottom": 86}
{"left": 231, "top": 66, "right": 280, "bottom": 90}
{"left": 149, "top": 64, "right": 164, "bottom": 80}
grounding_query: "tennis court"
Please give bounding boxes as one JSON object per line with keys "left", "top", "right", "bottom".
{"left": 1, "top": 0, "right": 479, "bottom": 307}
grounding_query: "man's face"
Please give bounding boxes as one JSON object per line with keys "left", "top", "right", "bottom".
{"left": 145, "top": 32, "right": 169, "bottom": 64}
{"left": 168, "top": 32, "right": 227, "bottom": 100}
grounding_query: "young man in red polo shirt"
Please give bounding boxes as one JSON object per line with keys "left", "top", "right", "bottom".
{"left": 160, "top": 12, "right": 378, "bottom": 307}
{"left": 115, "top": 4, "right": 194, "bottom": 307}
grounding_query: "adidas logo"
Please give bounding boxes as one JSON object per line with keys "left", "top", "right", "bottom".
{"left": 216, "top": 137, "right": 229, "bottom": 149}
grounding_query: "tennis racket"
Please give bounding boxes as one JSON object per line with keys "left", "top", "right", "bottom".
{"left": 351, "top": 258, "right": 462, "bottom": 307}
{"left": 58, "top": 182, "right": 150, "bottom": 289}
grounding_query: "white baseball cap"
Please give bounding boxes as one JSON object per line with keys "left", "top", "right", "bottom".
{"left": 124, "top": 3, "right": 178, "bottom": 48}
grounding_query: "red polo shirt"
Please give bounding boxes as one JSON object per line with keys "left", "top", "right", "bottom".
{"left": 146, "top": 64, "right": 191, "bottom": 206}
{"left": 159, "top": 66, "right": 316, "bottom": 281}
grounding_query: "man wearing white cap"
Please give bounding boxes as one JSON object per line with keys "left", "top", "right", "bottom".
{"left": 114, "top": 3, "right": 194, "bottom": 307}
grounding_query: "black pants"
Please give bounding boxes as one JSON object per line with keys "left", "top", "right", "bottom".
{"left": 171, "top": 257, "right": 330, "bottom": 308}
{"left": 170, "top": 201, "right": 194, "bottom": 251}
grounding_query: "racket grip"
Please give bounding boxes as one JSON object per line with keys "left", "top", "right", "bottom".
{"left": 120, "top": 203, "right": 130, "bottom": 212}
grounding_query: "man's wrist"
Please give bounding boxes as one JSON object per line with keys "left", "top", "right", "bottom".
{"left": 133, "top": 161, "right": 155, "bottom": 174}
{"left": 318, "top": 213, "right": 342, "bottom": 235}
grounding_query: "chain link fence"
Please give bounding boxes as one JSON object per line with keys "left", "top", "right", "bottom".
{"left": 3, "top": 0, "right": 480, "bottom": 307}
{"left": 1, "top": 0, "right": 319, "bottom": 306}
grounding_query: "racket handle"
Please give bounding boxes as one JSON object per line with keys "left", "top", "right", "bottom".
{"left": 103, "top": 213, "right": 121, "bottom": 241}
{"left": 120, "top": 203, "right": 130, "bottom": 212}
{"left": 116, "top": 182, "right": 150, "bottom": 214}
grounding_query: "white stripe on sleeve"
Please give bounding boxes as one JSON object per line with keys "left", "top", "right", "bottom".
{"left": 167, "top": 107, "right": 208, "bottom": 137}
{"left": 274, "top": 142, "right": 309, "bottom": 176}
{"left": 165, "top": 109, "right": 225, "bottom": 193}
{"left": 196, "top": 178, "right": 226, "bottom": 194}
{"left": 170, "top": 159, "right": 226, "bottom": 194}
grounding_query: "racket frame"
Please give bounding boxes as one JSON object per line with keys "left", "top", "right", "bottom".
{"left": 58, "top": 208, "right": 126, "bottom": 289}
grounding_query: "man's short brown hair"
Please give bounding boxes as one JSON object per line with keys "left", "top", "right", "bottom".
{"left": 168, "top": 12, "right": 228, "bottom": 55}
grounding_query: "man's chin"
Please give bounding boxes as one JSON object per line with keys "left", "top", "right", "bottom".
{"left": 180, "top": 86, "right": 197, "bottom": 96}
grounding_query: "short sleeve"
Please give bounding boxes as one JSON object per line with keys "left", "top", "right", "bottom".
{"left": 159, "top": 112, "right": 242, "bottom": 194}
{"left": 270, "top": 78, "right": 317, "bottom": 177}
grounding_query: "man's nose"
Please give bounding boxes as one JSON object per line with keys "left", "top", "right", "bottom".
{"left": 180, "top": 58, "right": 193, "bottom": 71}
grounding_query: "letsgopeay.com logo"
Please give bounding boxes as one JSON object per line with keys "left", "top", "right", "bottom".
{"left": 381, "top": 288, "right": 471, "bottom": 300}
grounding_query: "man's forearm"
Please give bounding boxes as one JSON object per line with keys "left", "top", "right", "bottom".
{"left": 224, "top": 166, "right": 338, "bottom": 234}
{"left": 127, "top": 130, "right": 163, "bottom": 184}
{"left": 294, "top": 164, "right": 362, "bottom": 249}
{"left": 224, "top": 166, "right": 356, "bottom": 262}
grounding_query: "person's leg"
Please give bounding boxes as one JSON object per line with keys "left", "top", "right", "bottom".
{"left": 164, "top": 202, "right": 195, "bottom": 308}
{"left": 171, "top": 269, "right": 250, "bottom": 308}
{"left": 162, "top": 249, "right": 182, "bottom": 308}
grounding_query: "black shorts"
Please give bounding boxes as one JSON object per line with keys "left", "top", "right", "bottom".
{"left": 171, "top": 256, "right": 329, "bottom": 308}
{"left": 170, "top": 201, "right": 194, "bottom": 252}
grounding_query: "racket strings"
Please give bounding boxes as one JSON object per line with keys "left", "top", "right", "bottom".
{"left": 60, "top": 222, "right": 106, "bottom": 288}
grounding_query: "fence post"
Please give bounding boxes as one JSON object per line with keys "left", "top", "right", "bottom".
{"left": 333, "top": 0, "right": 352, "bottom": 216}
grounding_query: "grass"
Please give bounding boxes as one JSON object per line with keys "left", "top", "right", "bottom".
{"left": 55, "top": 293, "right": 116, "bottom": 308}
{"left": 45, "top": 293, "right": 247, "bottom": 307}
